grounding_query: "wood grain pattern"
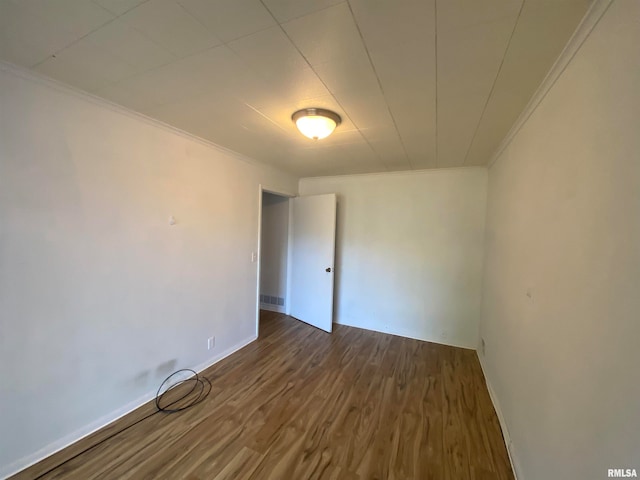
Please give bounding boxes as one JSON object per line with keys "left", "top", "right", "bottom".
{"left": 11, "top": 311, "right": 514, "bottom": 480}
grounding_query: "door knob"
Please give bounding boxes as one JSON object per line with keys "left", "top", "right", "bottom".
{"left": 325, "top": 267, "right": 332, "bottom": 272}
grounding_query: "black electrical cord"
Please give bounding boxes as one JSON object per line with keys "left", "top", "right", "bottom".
{"left": 34, "top": 369, "right": 212, "bottom": 479}
{"left": 155, "top": 369, "right": 212, "bottom": 413}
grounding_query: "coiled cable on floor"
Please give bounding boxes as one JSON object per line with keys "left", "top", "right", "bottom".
{"left": 155, "top": 369, "right": 212, "bottom": 413}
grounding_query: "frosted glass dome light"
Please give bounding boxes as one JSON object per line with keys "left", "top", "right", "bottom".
{"left": 292, "top": 108, "right": 342, "bottom": 140}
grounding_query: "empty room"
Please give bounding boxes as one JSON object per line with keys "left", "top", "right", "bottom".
{"left": 1, "top": 0, "right": 638, "bottom": 479}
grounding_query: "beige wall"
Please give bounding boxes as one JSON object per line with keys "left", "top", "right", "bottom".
{"left": 300, "top": 168, "right": 487, "bottom": 348}
{"left": 0, "top": 63, "right": 297, "bottom": 478}
{"left": 479, "top": 1, "right": 640, "bottom": 478}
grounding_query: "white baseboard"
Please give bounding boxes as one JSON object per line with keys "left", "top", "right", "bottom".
{"left": 477, "top": 355, "right": 521, "bottom": 480}
{"left": 334, "top": 317, "right": 476, "bottom": 350}
{"left": 260, "top": 303, "right": 286, "bottom": 314}
{"left": 2, "top": 335, "right": 257, "bottom": 480}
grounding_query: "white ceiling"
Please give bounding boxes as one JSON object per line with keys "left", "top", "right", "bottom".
{"left": 0, "top": 0, "right": 591, "bottom": 177}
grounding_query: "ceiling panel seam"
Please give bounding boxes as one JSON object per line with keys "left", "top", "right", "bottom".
{"left": 461, "top": 0, "right": 525, "bottom": 166}
{"left": 91, "top": 0, "right": 153, "bottom": 17}
{"left": 266, "top": 0, "right": 346, "bottom": 24}
{"left": 173, "top": 0, "right": 224, "bottom": 44}
{"left": 346, "top": 0, "right": 414, "bottom": 170}
{"left": 29, "top": 0, "right": 166, "bottom": 69}
{"left": 30, "top": 14, "right": 115, "bottom": 68}
{"left": 245, "top": 103, "right": 294, "bottom": 135}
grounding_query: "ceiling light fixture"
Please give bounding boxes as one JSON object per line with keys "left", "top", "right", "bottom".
{"left": 292, "top": 108, "right": 342, "bottom": 140}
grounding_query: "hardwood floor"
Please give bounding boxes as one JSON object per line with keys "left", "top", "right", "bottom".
{"left": 12, "top": 311, "right": 514, "bottom": 480}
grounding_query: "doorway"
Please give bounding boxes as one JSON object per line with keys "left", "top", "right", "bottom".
{"left": 257, "top": 190, "right": 291, "bottom": 336}
{"left": 256, "top": 188, "right": 337, "bottom": 336}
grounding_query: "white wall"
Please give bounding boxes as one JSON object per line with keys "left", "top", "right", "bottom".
{"left": 479, "top": 1, "right": 640, "bottom": 479}
{"left": 259, "top": 192, "right": 289, "bottom": 312}
{"left": 300, "top": 168, "right": 487, "bottom": 348}
{"left": 0, "top": 63, "right": 297, "bottom": 478}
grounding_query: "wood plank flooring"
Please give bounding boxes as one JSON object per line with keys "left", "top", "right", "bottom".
{"left": 12, "top": 311, "right": 514, "bottom": 480}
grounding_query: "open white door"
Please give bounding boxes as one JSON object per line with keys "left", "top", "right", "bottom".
{"left": 289, "top": 194, "right": 336, "bottom": 333}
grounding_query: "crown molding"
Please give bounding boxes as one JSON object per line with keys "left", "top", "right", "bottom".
{"left": 488, "top": 0, "right": 614, "bottom": 170}
{"left": 0, "top": 60, "right": 294, "bottom": 179}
